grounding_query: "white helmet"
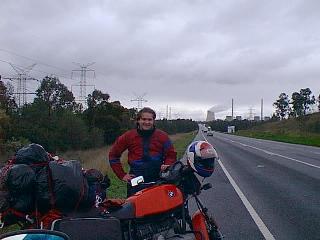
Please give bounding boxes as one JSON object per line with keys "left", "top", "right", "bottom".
{"left": 187, "top": 141, "right": 218, "bottom": 177}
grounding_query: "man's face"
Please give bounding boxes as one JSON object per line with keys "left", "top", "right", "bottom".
{"left": 138, "top": 112, "right": 155, "bottom": 130}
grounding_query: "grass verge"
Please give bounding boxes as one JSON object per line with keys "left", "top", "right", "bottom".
{"left": 236, "top": 130, "right": 320, "bottom": 147}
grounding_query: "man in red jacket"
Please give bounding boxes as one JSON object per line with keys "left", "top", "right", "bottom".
{"left": 109, "top": 107, "right": 177, "bottom": 196}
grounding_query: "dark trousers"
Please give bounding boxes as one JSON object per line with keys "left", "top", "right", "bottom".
{"left": 127, "top": 183, "right": 146, "bottom": 197}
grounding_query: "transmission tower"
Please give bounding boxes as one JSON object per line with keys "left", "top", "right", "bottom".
{"left": 71, "top": 62, "right": 96, "bottom": 104}
{"left": 131, "top": 93, "right": 147, "bottom": 111}
{"left": 248, "top": 107, "right": 255, "bottom": 120}
{"left": 3, "top": 63, "right": 37, "bottom": 107}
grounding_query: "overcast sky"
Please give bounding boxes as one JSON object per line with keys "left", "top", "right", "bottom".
{"left": 1, "top": 0, "right": 319, "bottom": 120}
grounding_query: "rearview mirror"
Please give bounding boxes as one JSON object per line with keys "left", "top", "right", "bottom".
{"left": 0, "top": 229, "right": 69, "bottom": 240}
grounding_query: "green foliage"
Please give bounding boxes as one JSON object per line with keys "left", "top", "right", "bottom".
{"left": 1, "top": 76, "right": 199, "bottom": 155}
{"left": 237, "top": 131, "right": 320, "bottom": 147}
{"left": 299, "top": 88, "right": 316, "bottom": 115}
{"left": 0, "top": 109, "right": 10, "bottom": 140}
{"left": 35, "top": 76, "right": 76, "bottom": 116}
{"left": 0, "top": 137, "right": 30, "bottom": 163}
{"left": 290, "top": 88, "right": 316, "bottom": 117}
{"left": 208, "top": 119, "right": 264, "bottom": 132}
{"left": 83, "top": 90, "right": 137, "bottom": 144}
{"left": 0, "top": 81, "right": 17, "bottom": 114}
{"left": 172, "top": 131, "right": 197, "bottom": 159}
{"left": 51, "top": 111, "right": 96, "bottom": 151}
{"left": 155, "top": 119, "right": 198, "bottom": 134}
{"left": 290, "top": 91, "right": 303, "bottom": 117}
{"left": 236, "top": 112, "right": 320, "bottom": 147}
{"left": 273, "top": 92, "right": 290, "bottom": 119}
{"left": 87, "top": 89, "right": 110, "bottom": 109}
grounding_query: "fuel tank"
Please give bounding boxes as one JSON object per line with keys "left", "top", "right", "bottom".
{"left": 127, "top": 184, "right": 184, "bottom": 218}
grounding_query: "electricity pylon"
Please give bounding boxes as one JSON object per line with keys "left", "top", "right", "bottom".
{"left": 5, "top": 63, "right": 37, "bottom": 107}
{"left": 131, "top": 92, "right": 148, "bottom": 111}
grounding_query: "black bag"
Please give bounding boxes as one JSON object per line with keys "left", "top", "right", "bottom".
{"left": 15, "top": 143, "right": 49, "bottom": 164}
{"left": 36, "top": 160, "right": 88, "bottom": 212}
{"left": 10, "top": 194, "right": 34, "bottom": 213}
{"left": 7, "top": 164, "right": 35, "bottom": 194}
{"left": 0, "top": 191, "right": 9, "bottom": 212}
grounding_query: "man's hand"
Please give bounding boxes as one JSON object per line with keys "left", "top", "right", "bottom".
{"left": 160, "top": 164, "right": 170, "bottom": 171}
{"left": 122, "top": 173, "right": 135, "bottom": 183}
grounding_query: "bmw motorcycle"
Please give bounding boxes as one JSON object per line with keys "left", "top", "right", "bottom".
{"left": 0, "top": 161, "right": 223, "bottom": 240}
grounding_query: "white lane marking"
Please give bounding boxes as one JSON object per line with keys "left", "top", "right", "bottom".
{"left": 201, "top": 132, "right": 276, "bottom": 240}
{"left": 218, "top": 159, "right": 276, "bottom": 240}
{"left": 245, "top": 143, "right": 320, "bottom": 169}
{"left": 218, "top": 135, "right": 320, "bottom": 170}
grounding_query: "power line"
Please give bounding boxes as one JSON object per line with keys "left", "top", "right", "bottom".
{"left": 131, "top": 93, "right": 147, "bottom": 111}
{"left": 0, "top": 50, "right": 133, "bottom": 102}
{"left": 0, "top": 49, "right": 149, "bottom": 106}
{"left": 0, "top": 58, "right": 71, "bottom": 81}
{"left": 0, "top": 48, "right": 70, "bottom": 73}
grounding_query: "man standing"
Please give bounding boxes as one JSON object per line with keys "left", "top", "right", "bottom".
{"left": 109, "top": 107, "right": 177, "bottom": 196}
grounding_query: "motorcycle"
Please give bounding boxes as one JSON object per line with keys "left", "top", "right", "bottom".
{"left": 53, "top": 161, "right": 222, "bottom": 240}
{"left": 0, "top": 161, "right": 223, "bottom": 240}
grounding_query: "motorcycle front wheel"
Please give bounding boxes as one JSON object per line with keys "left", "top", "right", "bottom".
{"left": 206, "top": 217, "right": 223, "bottom": 240}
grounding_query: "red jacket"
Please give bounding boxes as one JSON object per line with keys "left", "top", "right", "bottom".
{"left": 109, "top": 129, "right": 177, "bottom": 180}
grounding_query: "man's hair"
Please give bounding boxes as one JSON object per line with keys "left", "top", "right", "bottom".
{"left": 137, "top": 107, "right": 156, "bottom": 120}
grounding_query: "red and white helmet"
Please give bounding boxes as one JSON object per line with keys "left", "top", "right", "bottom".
{"left": 187, "top": 141, "right": 218, "bottom": 177}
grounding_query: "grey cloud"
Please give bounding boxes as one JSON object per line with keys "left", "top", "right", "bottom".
{"left": 1, "top": 0, "right": 319, "bottom": 119}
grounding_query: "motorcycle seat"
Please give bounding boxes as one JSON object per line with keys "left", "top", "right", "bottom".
{"left": 51, "top": 217, "right": 122, "bottom": 240}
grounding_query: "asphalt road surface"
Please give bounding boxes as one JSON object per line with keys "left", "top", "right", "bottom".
{"left": 191, "top": 126, "right": 320, "bottom": 240}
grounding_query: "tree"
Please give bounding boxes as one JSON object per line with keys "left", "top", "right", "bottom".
{"left": 0, "top": 109, "right": 10, "bottom": 141}
{"left": 299, "top": 88, "right": 315, "bottom": 115}
{"left": 35, "top": 76, "right": 75, "bottom": 116}
{"left": 273, "top": 93, "right": 290, "bottom": 120}
{"left": 87, "top": 89, "right": 110, "bottom": 109}
{"left": 0, "top": 81, "right": 17, "bottom": 114}
{"left": 291, "top": 92, "right": 304, "bottom": 117}
{"left": 318, "top": 94, "right": 320, "bottom": 112}
{"left": 85, "top": 89, "right": 110, "bottom": 129}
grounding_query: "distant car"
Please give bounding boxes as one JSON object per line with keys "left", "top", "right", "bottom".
{"left": 207, "top": 130, "right": 213, "bottom": 136}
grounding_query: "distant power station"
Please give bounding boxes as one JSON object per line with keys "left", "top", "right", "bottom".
{"left": 206, "top": 98, "right": 271, "bottom": 121}
{"left": 206, "top": 110, "right": 215, "bottom": 121}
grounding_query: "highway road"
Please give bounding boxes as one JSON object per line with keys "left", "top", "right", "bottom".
{"left": 192, "top": 126, "right": 320, "bottom": 240}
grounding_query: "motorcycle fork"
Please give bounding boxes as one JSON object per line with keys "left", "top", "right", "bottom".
{"left": 193, "top": 195, "right": 220, "bottom": 232}
{"left": 184, "top": 200, "right": 193, "bottom": 230}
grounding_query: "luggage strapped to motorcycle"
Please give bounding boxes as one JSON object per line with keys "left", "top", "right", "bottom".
{"left": 0, "top": 160, "right": 47, "bottom": 228}
{"left": 0, "top": 208, "right": 38, "bottom": 228}
{"left": 1, "top": 160, "right": 61, "bottom": 229}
